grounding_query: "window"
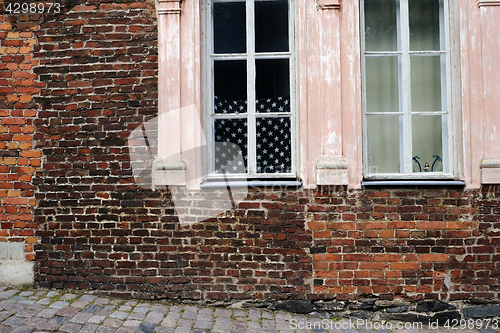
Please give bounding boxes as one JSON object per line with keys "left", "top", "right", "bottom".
{"left": 361, "top": 0, "right": 452, "bottom": 179}
{"left": 206, "top": 0, "right": 295, "bottom": 178}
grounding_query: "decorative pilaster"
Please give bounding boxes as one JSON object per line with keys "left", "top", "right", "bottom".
{"left": 478, "top": 0, "right": 500, "bottom": 184}
{"left": 153, "top": 0, "right": 187, "bottom": 186}
{"left": 313, "top": 0, "right": 347, "bottom": 186}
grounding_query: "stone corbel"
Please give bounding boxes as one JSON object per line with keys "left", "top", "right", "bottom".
{"left": 153, "top": 158, "right": 186, "bottom": 188}
{"left": 316, "top": 158, "right": 348, "bottom": 185}
{"left": 481, "top": 157, "right": 500, "bottom": 184}
{"left": 481, "top": 158, "right": 500, "bottom": 184}
{"left": 478, "top": 0, "right": 500, "bottom": 7}
{"left": 155, "top": 0, "right": 182, "bottom": 16}
{"left": 318, "top": 0, "right": 340, "bottom": 10}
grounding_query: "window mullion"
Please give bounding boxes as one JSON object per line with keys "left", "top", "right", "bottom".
{"left": 247, "top": 0, "right": 256, "bottom": 175}
{"left": 400, "top": 0, "right": 412, "bottom": 175}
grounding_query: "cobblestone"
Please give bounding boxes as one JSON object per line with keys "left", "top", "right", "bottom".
{"left": 49, "top": 301, "right": 69, "bottom": 309}
{"left": 0, "top": 288, "right": 493, "bottom": 333}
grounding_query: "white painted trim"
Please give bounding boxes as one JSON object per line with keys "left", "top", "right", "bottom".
{"left": 205, "top": 0, "right": 297, "bottom": 180}
{"left": 361, "top": 0, "right": 454, "bottom": 180}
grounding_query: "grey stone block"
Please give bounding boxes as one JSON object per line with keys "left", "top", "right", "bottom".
{"left": 0, "top": 260, "right": 34, "bottom": 288}
{"left": 463, "top": 305, "right": 500, "bottom": 319}
{"left": 274, "top": 301, "right": 312, "bottom": 314}
{"left": 0, "top": 243, "right": 24, "bottom": 260}
{"left": 138, "top": 321, "right": 156, "bottom": 333}
{"left": 82, "top": 305, "right": 103, "bottom": 314}
{"left": 416, "top": 300, "right": 451, "bottom": 313}
{"left": 431, "top": 311, "right": 461, "bottom": 326}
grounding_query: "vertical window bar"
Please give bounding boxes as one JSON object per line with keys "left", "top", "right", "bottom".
{"left": 289, "top": 0, "right": 295, "bottom": 175}
{"left": 247, "top": 0, "right": 256, "bottom": 174}
{"left": 441, "top": 0, "right": 450, "bottom": 174}
{"left": 396, "top": 1, "right": 404, "bottom": 174}
{"left": 400, "top": 0, "right": 412, "bottom": 174}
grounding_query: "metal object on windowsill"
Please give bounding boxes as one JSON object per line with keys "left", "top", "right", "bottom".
{"left": 431, "top": 155, "right": 442, "bottom": 172}
{"left": 412, "top": 156, "right": 422, "bottom": 172}
{"left": 412, "top": 155, "right": 442, "bottom": 172}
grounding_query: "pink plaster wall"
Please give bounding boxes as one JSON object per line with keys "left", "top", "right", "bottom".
{"left": 154, "top": 0, "right": 500, "bottom": 189}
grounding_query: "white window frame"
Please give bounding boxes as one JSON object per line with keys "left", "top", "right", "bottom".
{"left": 203, "top": 0, "right": 298, "bottom": 181}
{"left": 361, "top": 0, "right": 456, "bottom": 180}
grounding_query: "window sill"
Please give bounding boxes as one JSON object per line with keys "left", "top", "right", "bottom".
{"left": 200, "top": 179, "right": 302, "bottom": 189}
{"left": 361, "top": 180, "right": 466, "bottom": 186}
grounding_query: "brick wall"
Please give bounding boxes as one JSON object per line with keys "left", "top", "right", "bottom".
{"left": 2, "top": 0, "right": 499, "bottom": 303}
{"left": 309, "top": 186, "right": 500, "bottom": 302}
{"left": 0, "top": 6, "right": 42, "bottom": 262}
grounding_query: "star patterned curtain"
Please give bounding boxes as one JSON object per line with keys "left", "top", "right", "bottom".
{"left": 213, "top": 96, "right": 291, "bottom": 174}
{"left": 214, "top": 118, "right": 248, "bottom": 173}
{"left": 256, "top": 116, "right": 291, "bottom": 173}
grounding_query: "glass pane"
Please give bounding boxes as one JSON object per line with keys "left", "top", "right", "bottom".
{"left": 256, "top": 59, "right": 290, "bottom": 113}
{"left": 214, "top": 60, "right": 247, "bottom": 114}
{"left": 213, "top": 1, "right": 246, "bottom": 54}
{"left": 365, "top": 56, "right": 400, "bottom": 113}
{"left": 214, "top": 118, "right": 248, "bottom": 173}
{"left": 409, "top": 0, "right": 442, "bottom": 51}
{"left": 256, "top": 117, "right": 291, "bottom": 173}
{"left": 412, "top": 115, "right": 443, "bottom": 172}
{"left": 411, "top": 55, "right": 443, "bottom": 112}
{"left": 255, "top": 0, "right": 289, "bottom": 53}
{"left": 366, "top": 115, "right": 400, "bottom": 173}
{"left": 364, "top": 0, "right": 398, "bottom": 52}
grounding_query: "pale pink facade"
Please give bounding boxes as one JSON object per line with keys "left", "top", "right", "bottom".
{"left": 153, "top": 0, "right": 500, "bottom": 190}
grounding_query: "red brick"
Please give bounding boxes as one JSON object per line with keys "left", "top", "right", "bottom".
{"left": 357, "top": 222, "right": 386, "bottom": 230}
{"left": 374, "top": 254, "right": 403, "bottom": 262}
{"left": 417, "top": 221, "right": 446, "bottom": 229}
{"left": 314, "top": 254, "right": 341, "bottom": 262}
{"left": 3, "top": 198, "right": 28, "bottom": 205}
{"left": 344, "top": 254, "right": 373, "bottom": 262}
{"left": 359, "top": 262, "right": 389, "bottom": 270}
{"left": 391, "top": 262, "right": 420, "bottom": 270}
{"left": 418, "top": 254, "right": 448, "bottom": 262}
{"left": 1, "top": 117, "right": 24, "bottom": 125}
{"left": 308, "top": 221, "right": 325, "bottom": 230}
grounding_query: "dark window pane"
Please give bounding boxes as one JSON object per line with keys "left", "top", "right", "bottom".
{"left": 256, "top": 117, "right": 291, "bottom": 173}
{"left": 255, "top": 0, "right": 289, "bottom": 53}
{"left": 409, "top": 0, "right": 442, "bottom": 51}
{"left": 255, "top": 58, "right": 290, "bottom": 113}
{"left": 364, "top": 0, "right": 398, "bottom": 51}
{"left": 213, "top": 1, "right": 246, "bottom": 54}
{"left": 214, "top": 60, "right": 247, "bottom": 114}
{"left": 214, "top": 118, "right": 248, "bottom": 173}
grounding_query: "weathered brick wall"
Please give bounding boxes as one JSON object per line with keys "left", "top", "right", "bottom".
{"left": 0, "top": 6, "right": 42, "bottom": 261}
{"left": 5, "top": 0, "right": 498, "bottom": 304}
{"left": 309, "top": 186, "right": 500, "bottom": 302}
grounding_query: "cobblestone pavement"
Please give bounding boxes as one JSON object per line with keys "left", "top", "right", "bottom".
{"left": 0, "top": 287, "right": 495, "bottom": 333}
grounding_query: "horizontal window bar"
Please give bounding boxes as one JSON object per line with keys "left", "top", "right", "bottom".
{"left": 201, "top": 180, "right": 302, "bottom": 189}
{"left": 409, "top": 51, "right": 446, "bottom": 55}
{"left": 365, "top": 51, "right": 446, "bottom": 56}
{"left": 212, "top": 112, "right": 292, "bottom": 117}
{"left": 211, "top": 53, "right": 291, "bottom": 58}
{"left": 365, "top": 111, "right": 448, "bottom": 116}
